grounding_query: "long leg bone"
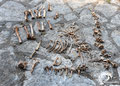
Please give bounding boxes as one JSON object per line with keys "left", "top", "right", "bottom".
{"left": 24, "top": 11, "right": 29, "bottom": 22}
{"left": 24, "top": 25, "right": 31, "bottom": 39}
{"left": 38, "top": 6, "right": 42, "bottom": 18}
{"left": 34, "top": 9, "right": 38, "bottom": 18}
{"left": 37, "top": 21, "right": 41, "bottom": 31}
{"left": 47, "top": 20, "right": 53, "bottom": 30}
{"left": 48, "top": 3, "right": 52, "bottom": 11}
{"left": 14, "top": 26, "right": 22, "bottom": 44}
{"left": 28, "top": 9, "right": 35, "bottom": 19}
{"left": 29, "top": 23, "right": 35, "bottom": 40}
{"left": 43, "top": 8, "right": 46, "bottom": 18}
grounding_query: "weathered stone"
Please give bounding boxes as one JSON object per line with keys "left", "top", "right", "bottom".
{"left": 117, "top": 67, "right": 120, "bottom": 80}
{"left": 29, "top": 0, "right": 43, "bottom": 6}
{"left": 0, "top": 1, "right": 26, "bottom": 21}
{"left": 106, "top": 23, "right": 116, "bottom": 30}
{"left": 111, "top": 14, "right": 120, "bottom": 25}
{"left": 111, "top": 30, "right": 120, "bottom": 47}
{"left": 64, "top": 13, "right": 77, "bottom": 21}
{"left": 0, "top": 47, "right": 23, "bottom": 86}
{"left": 78, "top": 9, "right": 94, "bottom": 25}
{"left": 66, "top": 0, "right": 97, "bottom": 10}
{"left": 81, "top": 27, "right": 95, "bottom": 45}
{"left": 0, "top": 30, "right": 10, "bottom": 44}
{"left": 5, "top": 22, "right": 12, "bottom": 29}
{"left": 111, "top": 0, "right": 120, "bottom": 6}
{"left": 95, "top": 4, "right": 118, "bottom": 18}
{"left": 17, "top": 41, "right": 38, "bottom": 53}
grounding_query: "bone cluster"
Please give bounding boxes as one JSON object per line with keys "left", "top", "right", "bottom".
{"left": 44, "top": 64, "right": 88, "bottom": 77}
{"left": 46, "top": 40, "right": 69, "bottom": 53}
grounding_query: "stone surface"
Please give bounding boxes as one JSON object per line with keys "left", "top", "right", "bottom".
{"left": 64, "top": 13, "right": 77, "bottom": 21}
{"left": 78, "top": 9, "right": 94, "bottom": 25}
{"left": 0, "top": 1, "right": 26, "bottom": 21}
{"left": 0, "top": 30, "right": 10, "bottom": 44}
{"left": 111, "top": 14, "right": 120, "bottom": 25}
{"left": 117, "top": 67, "right": 120, "bottom": 80}
{"left": 111, "top": 30, "right": 120, "bottom": 47}
{"left": 0, "top": 0, "right": 120, "bottom": 86}
{"left": 95, "top": 4, "right": 118, "bottom": 18}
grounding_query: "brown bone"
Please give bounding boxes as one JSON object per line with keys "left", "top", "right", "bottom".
{"left": 48, "top": 3, "right": 52, "bottom": 11}
{"left": 24, "top": 11, "right": 29, "bottom": 22}
{"left": 29, "top": 23, "right": 35, "bottom": 40}
{"left": 47, "top": 20, "right": 53, "bottom": 30}
{"left": 28, "top": 9, "right": 35, "bottom": 19}
{"left": 24, "top": 25, "right": 31, "bottom": 39}
{"left": 34, "top": 9, "right": 38, "bottom": 18}
{"left": 14, "top": 26, "right": 22, "bottom": 44}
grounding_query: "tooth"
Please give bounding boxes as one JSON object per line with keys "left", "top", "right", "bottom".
{"left": 41, "top": 22, "right": 45, "bottom": 32}
{"left": 38, "top": 6, "right": 42, "bottom": 18}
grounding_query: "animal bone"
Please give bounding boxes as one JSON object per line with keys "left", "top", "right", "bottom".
{"left": 29, "top": 23, "right": 35, "bottom": 40}
{"left": 53, "top": 57, "right": 62, "bottom": 66}
{"left": 37, "top": 21, "right": 41, "bottom": 31}
{"left": 31, "top": 60, "right": 39, "bottom": 74}
{"left": 24, "top": 11, "right": 29, "bottom": 22}
{"left": 43, "top": 8, "right": 46, "bottom": 18}
{"left": 34, "top": 9, "right": 38, "bottom": 18}
{"left": 41, "top": 22, "right": 45, "bottom": 32}
{"left": 28, "top": 9, "right": 35, "bottom": 19}
{"left": 54, "top": 12, "right": 59, "bottom": 19}
{"left": 48, "top": 3, "right": 52, "bottom": 11}
{"left": 14, "top": 26, "right": 22, "bottom": 44}
{"left": 47, "top": 20, "right": 53, "bottom": 30}
{"left": 38, "top": 6, "right": 42, "bottom": 18}
{"left": 24, "top": 25, "right": 31, "bottom": 39}
{"left": 18, "top": 61, "right": 27, "bottom": 70}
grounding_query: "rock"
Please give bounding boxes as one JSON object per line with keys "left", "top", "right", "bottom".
{"left": 111, "top": 0, "right": 120, "bottom": 6}
{"left": 66, "top": 0, "right": 97, "bottom": 10}
{"left": 29, "top": 0, "right": 43, "bottom": 6}
{"left": 95, "top": 4, "right": 118, "bottom": 18}
{"left": 17, "top": 41, "right": 38, "bottom": 53}
{"left": 111, "top": 30, "right": 120, "bottom": 47}
{"left": 81, "top": 27, "right": 95, "bottom": 45}
{"left": 111, "top": 14, "right": 120, "bottom": 25}
{"left": 78, "top": 9, "right": 94, "bottom": 26}
{"left": 0, "top": 1, "right": 26, "bottom": 21}
{"left": 0, "top": 30, "right": 10, "bottom": 44}
{"left": 117, "top": 67, "right": 120, "bottom": 80}
{"left": 23, "top": 58, "right": 96, "bottom": 86}
{"left": 106, "top": 23, "right": 116, "bottom": 30}
{"left": 5, "top": 22, "right": 12, "bottom": 29}
{"left": 64, "top": 13, "right": 77, "bottom": 21}
{"left": 0, "top": 47, "right": 22, "bottom": 86}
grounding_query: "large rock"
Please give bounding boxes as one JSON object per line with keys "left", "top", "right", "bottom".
{"left": 111, "top": 14, "right": 120, "bottom": 25}
{"left": 0, "top": 1, "right": 26, "bottom": 21}
{"left": 95, "top": 4, "right": 118, "bottom": 18}
{"left": 111, "top": 30, "right": 120, "bottom": 47}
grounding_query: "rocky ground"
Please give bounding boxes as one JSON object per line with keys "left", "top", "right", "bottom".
{"left": 0, "top": 0, "right": 120, "bottom": 86}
